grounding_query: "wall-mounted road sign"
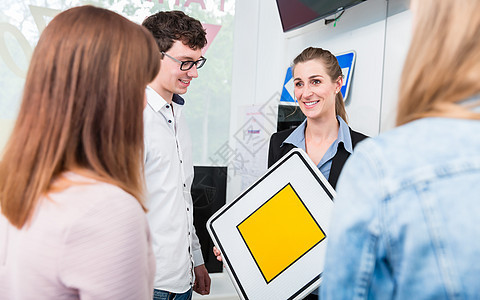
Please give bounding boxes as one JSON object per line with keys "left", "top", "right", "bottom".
{"left": 336, "top": 50, "right": 356, "bottom": 101}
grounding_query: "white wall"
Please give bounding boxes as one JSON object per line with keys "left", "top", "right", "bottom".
{"left": 381, "top": 3, "right": 413, "bottom": 131}
{"left": 227, "top": 0, "right": 412, "bottom": 201}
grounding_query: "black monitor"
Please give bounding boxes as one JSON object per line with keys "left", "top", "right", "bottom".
{"left": 277, "top": 104, "right": 305, "bottom": 132}
{"left": 276, "top": 0, "right": 367, "bottom": 32}
{"left": 192, "top": 166, "right": 228, "bottom": 273}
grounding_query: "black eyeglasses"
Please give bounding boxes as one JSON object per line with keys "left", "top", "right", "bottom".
{"left": 161, "top": 52, "right": 207, "bottom": 71}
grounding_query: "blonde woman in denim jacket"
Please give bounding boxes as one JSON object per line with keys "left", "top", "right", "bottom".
{"left": 320, "top": 0, "right": 480, "bottom": 299}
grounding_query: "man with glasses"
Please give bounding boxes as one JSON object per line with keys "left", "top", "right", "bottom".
{"left": 142, "top": 11, "right": 210, "bottom": 300}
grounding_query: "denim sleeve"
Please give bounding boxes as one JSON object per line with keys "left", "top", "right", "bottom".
{"left": 320, "top": 141, "right": 390, "bottom": 300}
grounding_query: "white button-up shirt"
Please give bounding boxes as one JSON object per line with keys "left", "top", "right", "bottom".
{"left": 143, "top": 86, "right": 204, "bottom": 293}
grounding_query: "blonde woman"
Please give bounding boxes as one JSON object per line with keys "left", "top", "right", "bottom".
{"left": 0, "top": 6, "right": 160, "bottom": 299}
{"left": 321, "top": 0, "right": 480, "bottom": 298}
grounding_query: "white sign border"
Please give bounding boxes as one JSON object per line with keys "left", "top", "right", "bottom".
{"left": 207, "top": 149, "right": 336, "bottom": 300}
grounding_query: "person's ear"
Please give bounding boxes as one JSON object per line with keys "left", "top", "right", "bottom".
{"left": 336, "top": 76, "right": 343, "bottom": 94}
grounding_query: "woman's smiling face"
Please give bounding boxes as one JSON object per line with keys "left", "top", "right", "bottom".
{"left": 293, "top": 59, "right": 342, "bottom": 121}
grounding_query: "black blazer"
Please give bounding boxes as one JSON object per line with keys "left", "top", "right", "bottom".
{"left": 268, "top": 127, "right": 368, "bottom": 189}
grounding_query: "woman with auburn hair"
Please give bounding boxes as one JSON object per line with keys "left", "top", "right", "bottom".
{"left": 268, "top": 47, "right": 368, "bottom": 189}
{"left": 265, "top": 47, "right": 367, "bottom": 300}
{"left": 0, "top": 5, "right": 159, "bottom": 299}
{"left": 321, "top": 0, "right": 480, "bottom": 299}
{"left": 214, "top": 49, "right": 368, "bottom": 298}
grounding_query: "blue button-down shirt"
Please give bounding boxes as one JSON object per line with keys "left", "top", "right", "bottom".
{"left": 281, "top": 115, "right": 352, "bottom": 180}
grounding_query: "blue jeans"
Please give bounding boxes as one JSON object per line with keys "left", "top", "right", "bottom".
{"left": 153, "top": 288, "right": 192, "bottom": 300}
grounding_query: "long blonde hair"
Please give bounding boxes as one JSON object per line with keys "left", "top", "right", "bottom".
{"left": 292, "top": 47, "right": 348, "bottom": 123}
{"left": 0, "top": 6, "right": 160, "bottom": 228}
{"left": 396, "top": 0, "right": 480, "bottom": 125}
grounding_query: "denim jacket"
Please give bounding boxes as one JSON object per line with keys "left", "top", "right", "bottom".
{"left": 320, "top": 117, "right": 480, "bottom": 300}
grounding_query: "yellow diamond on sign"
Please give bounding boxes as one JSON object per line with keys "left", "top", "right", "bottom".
{"left": 237, "top": 183, "right": 325, "bottom": 283}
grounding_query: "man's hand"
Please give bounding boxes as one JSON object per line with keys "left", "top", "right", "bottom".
{"left": 193, "top": 264, "right": 211, "bottom": 295}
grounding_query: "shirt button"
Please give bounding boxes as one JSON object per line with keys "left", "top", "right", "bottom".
{"left": 183, "top": 183, "right": 186, "bottom": 187}
{"left": 180, "top": 160, "right": 183, "bottom": 163}
{"left": 168, "top": 120, "right": 172, "bottom": 123}
{"left": 166, "top": 105, "right": 170, "bottom": 109}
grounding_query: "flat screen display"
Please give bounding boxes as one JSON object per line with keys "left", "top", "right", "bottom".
{"left": 276, "top": 0, "right": 367, "bottom": 32}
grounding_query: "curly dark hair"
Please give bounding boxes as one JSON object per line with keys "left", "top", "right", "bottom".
{"left": 142, "top": 10, "right": 207, "bottom": 52}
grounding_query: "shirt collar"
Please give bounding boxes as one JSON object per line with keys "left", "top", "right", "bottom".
{"left": 282, "top": 115, "right": 353, "bottom": 153}
{"left": 145, "top": 86, "right": 185, "bottom": 112}
{"left": 172, "top": 94, "right": 185, "bottom": 105}
{"left": 337, "top": 115, "right": 353, "bottom": 154}
{"left": 283, "top": 119, "right": 307, "bottom": 150}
